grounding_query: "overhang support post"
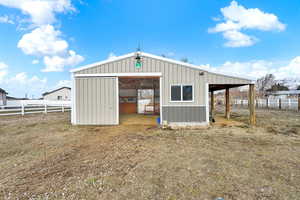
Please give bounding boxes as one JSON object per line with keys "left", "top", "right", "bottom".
{"left": 225, "top": 88, "right": 230, "bottom": 119}
{"left": 249, "top": 84, "right": 256, "bottom": 126}
{"left": 298, "top": 94, "right": 300, "bottom": 112}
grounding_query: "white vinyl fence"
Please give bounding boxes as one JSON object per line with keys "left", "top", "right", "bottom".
{"left": 233, "top": 98, "right": 299, "bottom": 111}
{"left": 0, "top": 100, "right": 71, "bottom": 116}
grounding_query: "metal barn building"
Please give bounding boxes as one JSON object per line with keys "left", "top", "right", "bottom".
{"left": 70, "top": 51, "right": 255, "bottom": 126}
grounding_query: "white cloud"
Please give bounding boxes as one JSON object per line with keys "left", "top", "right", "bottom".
{"left": 0, "top": 62, "right": 48, "bottom": 97}
{"left": 42, "top": 50, "right": 84, "bottom": 72}
{"left": 18, "top": 25, "right": 68, "bottom": 56}
{"left": 223, "top": 30, "right": 257, "bottom": 47}
{"left": 0, "top": 62, "right": 8, "bottom": 83}
{"left": 0, "top": 70, "right": 7, "bottom": 82}
{"left": 32, "top": 59, "right": 39, "bottom": 64}
{"left": 204, "top": 56, "right": 300, "bottom": 81}
{"left": 209, "top": 1, "right": 285, "bottom": 47}
{"left": 0, "top": 0, "right": 74, "bottom": 25}
{"left": 3, "top": 72, "right": 47, "bottom": 98}
{"left": 0, "top": 15, "right": 14, "bottom": 24}
{"left": 0, "top": 1, "right": 84, "bottom": 73}
{"left": 220, "top": 1, "right": 285, "bottom": 31}
{"left": 208, "top": 60, "right": 273, "bottom": 79}
{"left": 0, "top": 62, "right": 8, "bottom": 70}
{"left": 276, "top": 57, "right": 300, "bottom": 79}
{"left": 55, "top": 79, "right": 71, "bottom": 88}
{"left": 108, "top": 52, "right": 117, "bottom": 60}
{"left": 17, "top": 24, "right": 84, "bottom": 72}
{"left": 9, "top": 72, "right": 47, "bottom": 84}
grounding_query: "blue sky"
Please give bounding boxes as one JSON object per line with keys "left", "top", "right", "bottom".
{"left": 0, "top": 0, "right": 300, "bottom": 97}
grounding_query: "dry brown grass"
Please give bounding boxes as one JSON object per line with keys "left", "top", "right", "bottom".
{"left": 0, "top": 110, "right": 300, "bottom": 200}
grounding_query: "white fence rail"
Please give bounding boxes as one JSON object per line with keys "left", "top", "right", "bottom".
{"left": 232, "top": 98, "right": 299, "bottom": 111}
{"left": 0, "top": 100, "right": 71, "bottom": 116}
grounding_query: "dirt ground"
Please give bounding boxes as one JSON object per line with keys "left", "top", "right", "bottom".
{"left": 0, "top": 110, "right": 300, "bottom": 200}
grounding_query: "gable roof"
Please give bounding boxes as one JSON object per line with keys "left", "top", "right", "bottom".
{"left": 0, "top": 88, "right": 8, "bottom": 94}
{"left": 6, "top": 96, "right": 28, "bottom": 100}
{"left": 70, "top": 51, "right": 254, "bottom": 82}
{"left": 42, "top": 87, "right": 71, "bottom": 96}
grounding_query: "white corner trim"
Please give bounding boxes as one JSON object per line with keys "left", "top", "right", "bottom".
{"left": 71, "top": 74, "right": 76, "bottom": 124}
{"left": 116, "top": 77, "right": 119, "bottom": 125}
{"left": 74, "top": 72, "right": 162, "bottom": 77}
{"left": 205, "top": 83, "right": 209, "bottom": 124}
{"left": 70, "top": 51, "right": 253, "bottom": 82}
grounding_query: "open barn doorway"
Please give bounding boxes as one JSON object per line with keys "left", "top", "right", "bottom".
{"left": 118, "top": 77, "right": 160, "bottom": 125}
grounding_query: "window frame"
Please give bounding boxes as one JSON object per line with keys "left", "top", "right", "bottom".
{"left": 170, "top": 84, "right": 194, "bottom": 102}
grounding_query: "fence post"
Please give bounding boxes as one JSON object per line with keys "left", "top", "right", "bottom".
{"left": 256, "top": 98, "right": 258, "bottom": 108}
{"left": 241, "top": 99, "right": 243, "bottom": 108}
{"left": 62, "top": 104, "right": 64, "bottom": 112}
{"left": 266, "top": 98, "right": 269, "bottom": 109}
{"left": 21, "top": 102, "right": 24, "bottom": 116}
{"left": 279, "top": 99, "right": 282, "bottom": 110}
{"left": 44, "top": 103, "right": 47, "bottom": 114}
{"left": 298, "top": 95, "right": 300, "bottom": 112}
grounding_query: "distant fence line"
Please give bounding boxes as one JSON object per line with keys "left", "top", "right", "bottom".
{"left": 230, "top": 98, "right": 300, "bottom": 111}
{"left": 0, "top": 100, "right": 71, "bottom": 116}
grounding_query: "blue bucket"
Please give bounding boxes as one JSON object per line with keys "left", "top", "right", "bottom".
{"left": 156, "top": 117, "right": 161, "bottom": 124}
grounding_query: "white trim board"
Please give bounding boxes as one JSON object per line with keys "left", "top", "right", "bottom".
{"left": 74, "top": 72, "right": 162, "bottom": 78}
{"left": 205, "top": 83, "right": 209, "bottom": 124}
{"left": 71, "top": 74, "right": 76, "bottom": 124}
{"left": 162, "top": 105, "right": 206, "bottom": 107}
{"left": 116, "top": 77, "right": 119, "bottom": 125}
{"left": 71, "top": 51, "right": 253, "bottom": 82}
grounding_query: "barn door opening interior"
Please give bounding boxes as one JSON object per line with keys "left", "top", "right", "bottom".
{"left": 118, "top": 77, "right": 160, "bottom": 123}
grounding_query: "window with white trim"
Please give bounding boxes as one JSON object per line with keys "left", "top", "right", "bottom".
{"left": 170, "top": 84, "right": 193, "bottom": 102}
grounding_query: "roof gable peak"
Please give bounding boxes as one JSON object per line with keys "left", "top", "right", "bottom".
{"left": 70, "top": 51, "right": 253, "bottom": 82}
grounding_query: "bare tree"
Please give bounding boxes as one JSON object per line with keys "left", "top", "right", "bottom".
{"left": 267, "top": 83, "right": 289, "bottom": 92}
{"left": 256, "top": 74, "right": 276, "bottom": 97}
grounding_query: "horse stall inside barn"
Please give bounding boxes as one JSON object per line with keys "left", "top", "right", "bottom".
{"left": 118, "top": 77, "right": 160, "bottom": 125}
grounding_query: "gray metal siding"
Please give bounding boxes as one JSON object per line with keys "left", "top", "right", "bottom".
{"left": 205, "top": 72, "right": 250, "bottom": 85}
{"left": 74, "top": 56, "right": 251, "bottom": 82}
{"left": 75, "top": 77, "right": 117, "bottom": 125}
{"left": 162, "top": 106, "right": 206, "bottom": 123}
{"left": 75, "top": 56, "right": 207, "bottom": 106}
{"left": 73, "top": 54, "right": 252, "bottom": 125}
